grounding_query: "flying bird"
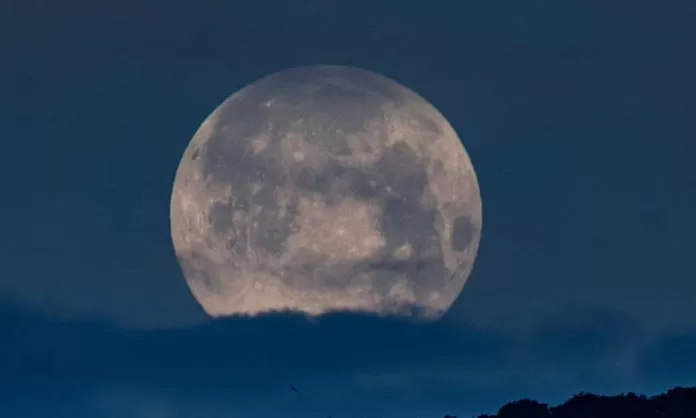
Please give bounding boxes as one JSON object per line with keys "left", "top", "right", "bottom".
{"left": 290, "top": 385, "right": 299, "bottom": 393}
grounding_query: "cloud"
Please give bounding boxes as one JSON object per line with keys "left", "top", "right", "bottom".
{"left": 2, "top": 304, "right": 506, "bottom": 389}
{"left": 0, "top": 303, "right": 658, "bottom": 417}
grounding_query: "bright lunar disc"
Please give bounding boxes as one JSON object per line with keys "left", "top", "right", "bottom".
{"left": 170, "top": 65, "right": 482, "bottom": 320}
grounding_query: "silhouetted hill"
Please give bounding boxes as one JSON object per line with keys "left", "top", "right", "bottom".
{"left": 466, "top": 386, "right": 696, "bottom": 418}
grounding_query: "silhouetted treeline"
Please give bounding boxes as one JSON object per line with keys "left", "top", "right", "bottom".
{"left": 446, "top": 386, "right": 696, "bottom": 418}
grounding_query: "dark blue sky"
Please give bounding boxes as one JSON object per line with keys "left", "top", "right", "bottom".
{"left": 1, "top": 1, "right": 695, "bottom": 417}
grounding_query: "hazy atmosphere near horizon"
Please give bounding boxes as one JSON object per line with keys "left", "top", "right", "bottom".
{"left": 2, "top": 1, "right": 695, "bottom": 417}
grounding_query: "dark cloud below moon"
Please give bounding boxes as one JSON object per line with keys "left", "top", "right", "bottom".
{"left": 1, "top": 304, "right": 507, "bottom": 391}
{"left": 1, "top": 303, "right": 689, "bottom": 417}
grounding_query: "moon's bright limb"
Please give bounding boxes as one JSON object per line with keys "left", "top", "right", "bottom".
{"left": 170, "top": 65, "right": 482, "bottom": 320}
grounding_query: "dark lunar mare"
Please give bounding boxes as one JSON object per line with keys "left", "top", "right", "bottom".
{"left": 451, "top": 216, "right": 476, "bottom": 252}
{"left": 202, "top": 121, "right": 451, "bottom": 301}
{"left": 202, "top": 126, "right": 301, "bottom": 260}
{"left": 370, "top": 142, "right": 450, "bottom": 303}
{"left": 283, "top": 138, "right": 450, "bottom": 303}
{"left": 195, "top": 69, "right": 399, "bottom": 264}
{"left": 177, "top": 250, "right": 224, "bottom": 295}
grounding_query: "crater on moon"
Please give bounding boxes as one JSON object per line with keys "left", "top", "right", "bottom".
{"left": 170, "top": 65, "right": 482, "bottom": 320}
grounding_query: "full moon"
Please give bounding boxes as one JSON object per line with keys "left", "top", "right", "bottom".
{"left": 170, "top": 65, "right": 482, "bottom": 320}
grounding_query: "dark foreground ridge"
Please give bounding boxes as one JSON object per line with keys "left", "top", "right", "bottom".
{"left": 448, "top": 386, "right": 696, "bottom": 418}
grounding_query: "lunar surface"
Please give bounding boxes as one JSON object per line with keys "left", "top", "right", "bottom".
{"left": 170, "top": 65, "right": 482, "bottom": 320}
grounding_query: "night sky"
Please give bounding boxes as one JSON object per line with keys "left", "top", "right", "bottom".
{"left": 2, "top": 1, "right": 695, "bottom": 417}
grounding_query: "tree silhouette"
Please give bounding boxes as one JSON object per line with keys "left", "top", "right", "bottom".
{"left": 465, "top": 386, "right": 696, "bottom": 418}
{"left": 497, "top": 399, "right": 550, "bottom": 418}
